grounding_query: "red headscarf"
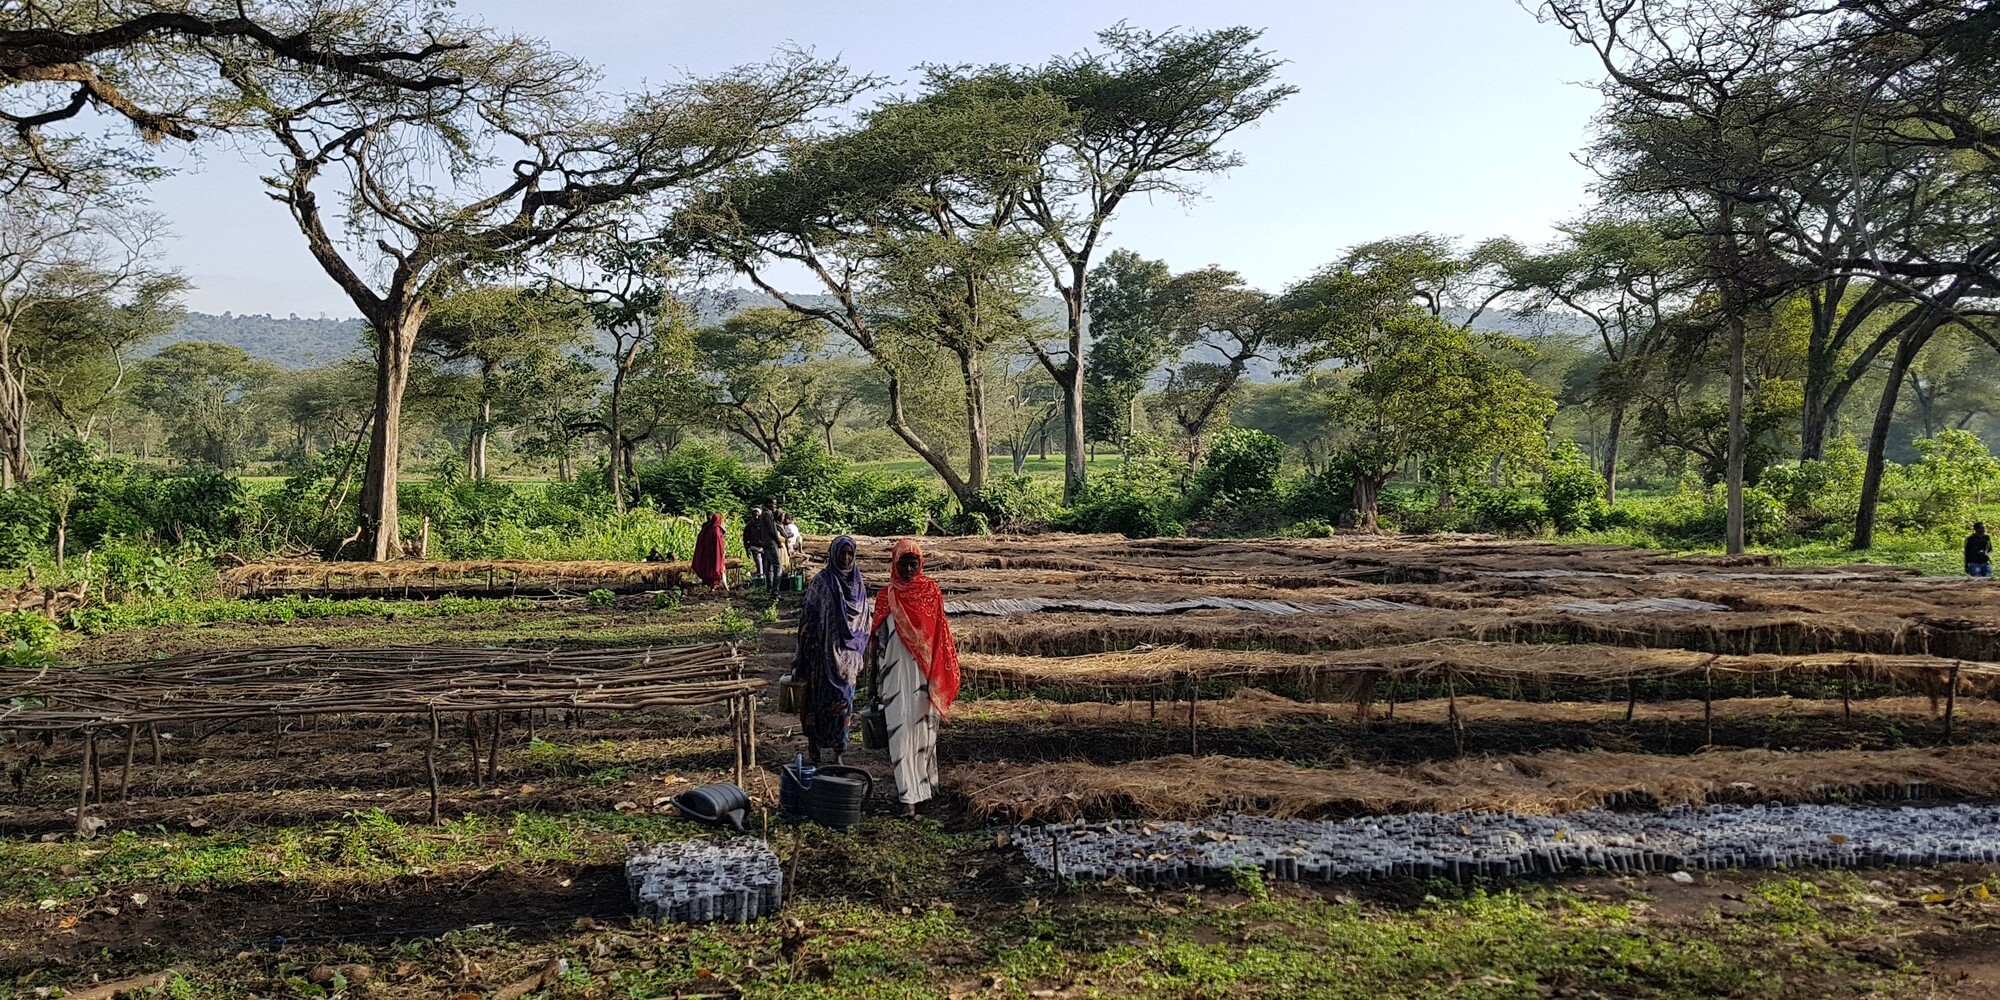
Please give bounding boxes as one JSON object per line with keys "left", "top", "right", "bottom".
{"left": 869, "top": 538, "right": 960, "bottom": 717}
{"left": 692, "top": 513, "right": 727, "bottom": 587}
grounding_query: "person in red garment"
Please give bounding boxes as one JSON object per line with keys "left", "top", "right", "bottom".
{"left": 692, "top": 513, "right": 729, "bottom": 591}
{"left": 866, "top": 539, "right": 960, "bottom": 818}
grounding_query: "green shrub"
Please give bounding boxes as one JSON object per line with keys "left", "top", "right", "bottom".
{"left": 0, "top": 610, "right": 58, "bottom": 654}
{"left": 1612, "top": 477, "right": 1786, "bottom": 545}
{"left": 1760, "top": 436, "right": 1866, "bottom": 537}
{"left": 1541, "top": 445, "right": 1609, "bottom": 534}
{"left": 852, "top": 476, "right": 947, "bottom": 536}
{"left": 1056, "top": 454, "right": 1186, "bottom": 538}
{"left": 586, "top": 588, "right": 616, "bottom": 608}
{"left": 1189, "top": 428, "right": 1284, "bottom": 516}
{"left": 0, "top": 489, "right": 50, "bottom": 569}
{"left": 637, "top": 444, "right": 754, "bottom": 516}
{"left": 966, "top": 475, "right": 1062, "bottom": 532}
{"left": 1280, "top": 470, "right": 1353, "bottom": 526}
{"left": 1463, "top": 484, "right": 1549, "bottom": 535}
{"left": 1881, "top": 430, "right": 2000, "bottom": 533}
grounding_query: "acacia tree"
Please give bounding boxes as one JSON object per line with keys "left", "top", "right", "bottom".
{"left": 1152, "top": 266, "right": 1276, "bottom": 470}
{"left": 223, "top": 20, "right": 852, "bottom": 558}
{"left": 16, "top": 269, "right": 182, "bottom": 442}
{"left": 0, "top": 178, "right": 171, "bottom": 486}
{"left": 706, "top": 309, "right": 841, "bottom": 461}
{"left": 0, "top": 0, "right": 475, "bottom": 189}
{"left": 679, "top": 72, "right": 1063, "bottom": 505}
{"left": 1082, "top": 249, "right": 1173, "bottom": 455}
{"left": 1011, "top": 24, "right": 1294, "bottom": 501}
{"left": 415, "top": 283, "right": 588, "bottom": 480}
{"left": 1278, "top": 243, "right": 1555, "bottom": 529}
{"left": 131, "top": 341, "right": 280, "bottom": 468}
{"left": 1505, "top": 217, "right": 1698, "bottom": 500}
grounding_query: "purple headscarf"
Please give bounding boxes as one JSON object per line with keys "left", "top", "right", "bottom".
{"left": 802, "top": 535, "right": 869, "bottom": 686}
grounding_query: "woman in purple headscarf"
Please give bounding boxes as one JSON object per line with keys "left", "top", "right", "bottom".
{"left": 794, "top": 535, "right": 868, "bottom": 763}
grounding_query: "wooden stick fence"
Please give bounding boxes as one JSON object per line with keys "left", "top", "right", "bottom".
{"left": 0, "top": 643, "right": 763, "bottom": 834}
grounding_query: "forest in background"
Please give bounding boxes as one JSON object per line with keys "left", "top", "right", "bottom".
{"left": 4, "top": 1, "right": 2000, "bottom": 652}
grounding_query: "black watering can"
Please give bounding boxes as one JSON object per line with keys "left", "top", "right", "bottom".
{"left": 672, "top": 783, "right": 751, "bottom": 832}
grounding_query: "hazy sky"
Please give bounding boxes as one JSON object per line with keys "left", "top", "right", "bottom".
{"left": 144, "top": 0, "right": 1609, "bottom": 318}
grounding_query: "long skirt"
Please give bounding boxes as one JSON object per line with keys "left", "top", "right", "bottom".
{"left": 877, "top": 619, "right": 940, "bottom": 805}
{"left": 799, "top": 657, "right": 852, "bottom": 759}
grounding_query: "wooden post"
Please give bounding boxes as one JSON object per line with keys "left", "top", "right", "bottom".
{"left": 1842, "top": 673, "right": 1851, "bottom": 720}
{"left": 485, "top": 710, "right": 502, "bottom": 783}
{"left": 1703, "top": 665, "right": 1714, "bottom": 747}
{"left": 426, "top": 706, "right": 442, "bottom": 825}
{"left": 467, "top": 712, "right": 483, "bottom": 789}
{"left": 120, "top": 725, "right": 136, "bottom": 803}
{"left": 88, "top": 729, "right": 102, "bottom": 804}
{"left": 1446, "top": 670, "right": 1463, "bottom": 757}
{"left": 1186, "top": 674, "right": 1198, "bottom": 756}
{"left": 1945, "top": 662, "right": 1961, "bottom": 741}
{"left": 1624, "top": 672, "right": 1637, "bottom": 722}
{"left": 75, "top": 729, "right": 94, "bottom": 836}
{"left": 149, "top": 723, "right": 160, "bottom": 766}
{"left": 746, "top": 690, "right": 758, "bottom": 789}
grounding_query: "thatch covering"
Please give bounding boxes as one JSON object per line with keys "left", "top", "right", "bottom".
{"left": 219, "top": 558, "right": 723, "bottom": 598}
{"left": 958, "top": 640, "right": 1997, "bottom": 692}
{"left": 954, "top": 747, "right": 2000, "bottom": 822}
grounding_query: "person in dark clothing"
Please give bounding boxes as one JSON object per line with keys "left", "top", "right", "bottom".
{"left": 758, "top": 500, "right": 784, "bottom": 590}
{"left": 1968, "top": 522, "right": 1993, "bottom": 578}
{"left": 744, "top": 506, "right": 768, "bottom": 585}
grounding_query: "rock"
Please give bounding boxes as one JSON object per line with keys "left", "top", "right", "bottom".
{"left": 338, "top": 964, "right": 374, "bottom": 984}
{"left": 1669, "top": 871, "right": 1694, "bottom": 884}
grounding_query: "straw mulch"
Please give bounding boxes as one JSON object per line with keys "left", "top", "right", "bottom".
{"left": 953, "top": 746, "right": 2000, "bottom": 822}
{"left": 220, "top": 558, "right": 721, "bottom": 597}
{"left": 952, "top": 689, "right": 2000, "bottom": 729}
{"left": 958, "top": 639, "right": 1997, "bottom": 692}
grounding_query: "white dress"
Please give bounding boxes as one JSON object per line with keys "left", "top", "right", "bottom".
{"left": 876, "top": 618, "right": 940, "bottom": 805}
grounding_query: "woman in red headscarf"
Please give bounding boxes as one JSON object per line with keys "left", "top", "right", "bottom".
{"left": 867, "top": 538, "right": 959, "bottom": 817}
{"left": 691, "top": 513, "right": 729, "bottom": 591}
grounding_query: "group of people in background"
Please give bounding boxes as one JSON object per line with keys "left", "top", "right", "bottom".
{"left": 794, "top": 536, "right": 959, "bottom": 817}
{"left": 687, "top": 503, "right": 804, "bottom": 593}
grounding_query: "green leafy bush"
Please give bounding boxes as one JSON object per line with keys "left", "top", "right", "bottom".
{"left": 1881, "top": 430, "right": 2000, "bottom": 533}
{"left": 0, "top": 489, "right": 50, "bottom": 568}
{"left": 1056, "top": 454, "right": 1186, "bottom": 538}
{"left": 966, "top": 475, "right": 1062, "bottom": 532}
{"left": 1612, "top": 477, "right": 1785, "bottom": 545}
{"left": 637, "top": 444, "right": 754, "bottom": 516}
{"left": 1463, "top": 484, "right": 1549, "bottom": 535}
{"left": 0, "top": 611, "right": 59, "bottom": 654}
{"left": 1541, "top": 445, "right": 1608, "bottom": 534}
{"left": 1760, "top": 436, "right": 1866, "bottom": 537}
{"left": 1189, "top": 428, "right": 1285, "bottom": 516}
{"left": 586, "top": 588, "right": 616, "bottom": 608}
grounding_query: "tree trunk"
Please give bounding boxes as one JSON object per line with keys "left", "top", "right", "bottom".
{"left": 1352, "top": 474, "right": 1384, "bottom": 533}
{"left": 355, "top": 315, "right": 421, "bottom": 561}
{"left": 960, "top": 350, "right": 989, "bottom": 494}
{"left": 1725, "top": 305, "right": 1747, "bottom": 555}
{"left": 469, "top": 371, "right": 493, "bottom": 480}
{"left": 0, "top": 353, "right": 28, "bottom": 487}
{"left": 884, "top": 374, "right": 972, "bottom": 505}
{"left": 1059, "top": 356, "right": 1085, "bottom": 502}
{"left": 1603, "top": 403, "right": 1625, "bottom": 504}
{"left": 822, "top": 420, "right": 836, "bottom": 458}
{"left": 1854, "top": 326, "right": 1930, "bottom": 550}
{"left": 607, "top": 365, "right": 629, "bottom": 514}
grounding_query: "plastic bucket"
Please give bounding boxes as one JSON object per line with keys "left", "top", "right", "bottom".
{"left": 857, "top": 706, "right": 888, "bottom": 750}
{"left": 805, "top": 765, "right": 872, "bottom": 830}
